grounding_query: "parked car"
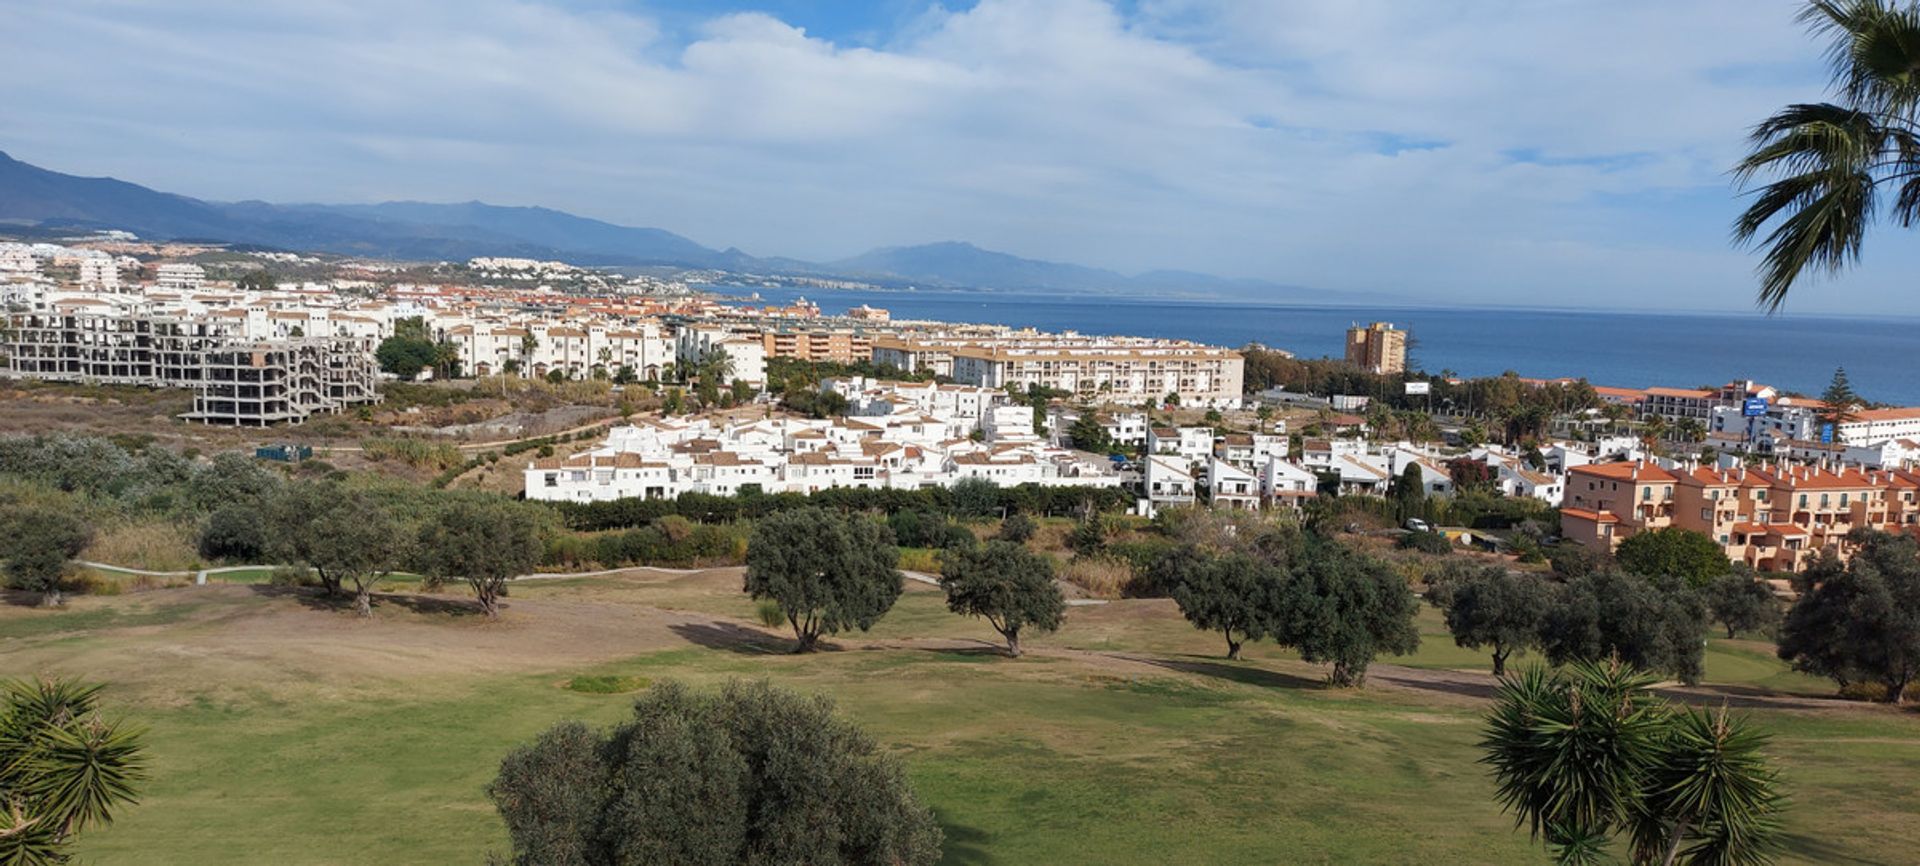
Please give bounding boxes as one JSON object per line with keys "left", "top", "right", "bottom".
{"left": 1404, "top": 518, "right": 1433, "bottom": 533}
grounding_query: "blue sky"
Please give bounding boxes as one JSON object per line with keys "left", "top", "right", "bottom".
{"left": 3, "top": 0, "right": 1913, "bottom": 314}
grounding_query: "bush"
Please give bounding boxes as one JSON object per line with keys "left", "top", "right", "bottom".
{"left": 754, "top": 598, "right": 786, "bottom": 628}
{"left": 491, "top": 681, "right": 942, "bottom": 864}
{"left": 996, "top": 512, "right": 1038, "bottom": 544}
{"left": 1396, "top": 530, "right": 1453, "bottom": 555}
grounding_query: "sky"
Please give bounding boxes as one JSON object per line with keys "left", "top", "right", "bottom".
{"left": 3, "top": 0, "right": 1914, "bottom": 314}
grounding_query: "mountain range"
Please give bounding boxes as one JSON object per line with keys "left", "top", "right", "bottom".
{"left": 0, "top": 150, "right": 1380, "bottom": 302}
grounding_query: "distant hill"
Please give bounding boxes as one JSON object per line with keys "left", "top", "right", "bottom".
{"left": 0, "top": 150, "right": 1391, "bottom": 303}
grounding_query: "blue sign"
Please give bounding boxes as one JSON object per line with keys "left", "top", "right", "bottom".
{"left": 1742, "top": 397, "right": 1769, "bottom": 417}
{"left": 1821, "top": 423, "right": 1835, "bottom": 445}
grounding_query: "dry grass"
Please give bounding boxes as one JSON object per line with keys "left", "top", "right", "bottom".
{"left": 1061, "top": 556, "right": 1133, "bottom": 599}
{"left": 83, "top": 520, "right": 201, "bottom": 572}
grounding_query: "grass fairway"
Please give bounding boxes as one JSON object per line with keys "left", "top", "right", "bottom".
{"left": 2, "top": 570, "right": 1917, "bottom": 865}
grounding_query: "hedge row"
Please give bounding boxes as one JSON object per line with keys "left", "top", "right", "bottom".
{"left": 548, "top": 483, "right": 1135, "bottom": 533}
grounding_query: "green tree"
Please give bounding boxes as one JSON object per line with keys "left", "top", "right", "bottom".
{"left": 995, "top": 512, "right": 1037, "bottom": 544}
{"left": 1067, "top": 412, "right": 1114, "bottom": 454}
{"left": 1167, "top": 551, "right": 1286, "bottom": 660}
{"left": 376, "top": 335, "right": 439, "bottom": 381}
{"left": 1819, "top": 366, "right": 1862, "bottom": 427}
{"left": 489, "top": 680, "right": 941, "bottom": 866}
{"left": 938, "top": 541, "right": 1066, "bottom": 657}
{"left": 1734, "top": 0, "right": 1920, "bottom": 309}
{"left": 948, "top": 477, "right": 1001, "bottom": 519}
{"left": 744, "top": 509, "right": 903, "bottom": 653}
{"left": 1541, "top": 571, "right": 1710, "bottom": 684}
{"left": 0, "top": 507, "right": 92, "bottom": 607}
{"left": 264, "top": 483, "right": 408, "bottom": 616}
{"left": 414, "top": 499, "right": 544, "bottom": 619}
{"left": 1778, "top": 530, "right": 1920, "bottom": 701}
{"left": 1275, "top": 537, "right": 1421, "bottom": 686}
{"left": 1481, "top": 660, "right": 1785, "bottom": 866}
{"left": 235, "top": 269, "right": 276, "bottom": 292}
{"left": 1615, "top": 528, "right": 1733, "bottom": 588}
{"left": 1706, "top": 572, "right": 1782, "bottom": 640}
{"left": 1066, "top": 514, "right": 1109, "bottom": 559}
{"left": 1427, "top": 564, "right": 1555, "bottom": 676}
{"left": 0, "top": 678, "right": 148, "bottom": 866}
{"left": 1393, "top": 461, "right": 1427, "bottom": 523}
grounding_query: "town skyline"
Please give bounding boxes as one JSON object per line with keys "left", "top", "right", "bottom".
{"left": 8, "top": 0, "right": 1918, "bottom": 314}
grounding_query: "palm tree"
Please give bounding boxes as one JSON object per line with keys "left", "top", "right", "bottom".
{"left": 1677, "top": 418, "right": 1707, "bottom": 445}
{"left": 1481, "top": 661, "right": 1784, "bottom": 866}
{"left": 699, "top": 346, "right": 735, "bottom": 385}
{"left": 517, "top": 332, "right": 538, "bottom": 376}
{"left": 1735, "top": 1, "right": 1920, "bottom": 310}
{"left": 0, "top": 678, "right": 147, "bottom": 864}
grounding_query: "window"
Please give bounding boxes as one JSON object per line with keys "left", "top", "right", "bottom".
{"left": 544, "top": 473, "right": 558, "bottom": 488}
{"left": 1798, "top": 494, "right": 1807, "bottom": 508}
{"left": 1642, "top": 487, "right": 1652, "bottom": 501}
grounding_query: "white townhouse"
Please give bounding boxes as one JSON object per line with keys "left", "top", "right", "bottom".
{"left": 1142, "top": 454, "right": 1197, "bottom": 515}
{"left": 1206, "top": 458, "right": 1261, "bottom": 511}
{"left": 1260, "top": 457, "right": 1319, "bottom": 510}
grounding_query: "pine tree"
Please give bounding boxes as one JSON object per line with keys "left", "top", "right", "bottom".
{"left": 1819, "top": 366, "right": 1861, "bottom": 428}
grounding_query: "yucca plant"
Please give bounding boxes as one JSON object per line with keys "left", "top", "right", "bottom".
{"left": 1479, "top": 659, "right": 1785, "bottom": 865}
{"left": 0, "top": 678, "right": 147, "bottom": 866}
{"left": 1735, "top": 1, "right": 1920, "bottom": 311}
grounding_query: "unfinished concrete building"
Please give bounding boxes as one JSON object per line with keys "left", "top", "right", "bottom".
{"left": 3, "top": 301, "right": 380, "bottom": 425}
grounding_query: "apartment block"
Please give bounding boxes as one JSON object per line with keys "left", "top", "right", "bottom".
{"left": 3, "top": 297, "right": 380, "bottom": 425}
{"left": 1561, "top": 459, "right": 1920, "bottom": 571}
{"left": 1344, "top": 322, "right": 1406, "bottom": 375}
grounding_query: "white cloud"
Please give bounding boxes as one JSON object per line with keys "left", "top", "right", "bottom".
{"left": 1, "top": 0, "right": 1910, "bottom": 312}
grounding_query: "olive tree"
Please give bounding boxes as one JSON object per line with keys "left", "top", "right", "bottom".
{"left": 1275, "top": 537, "right": 1420, "bottom": 687}
{"left": 744, "top": 508, "right": 903, "bottom": 652}
{"left": 1426, "top": 564, "right": 1556, "bottom": 676}
{"left": 938, "top": 541, "right": 1065, "bottom": 657}
{"left": 1165, "top": 550, "right": 1287, "bottom": 660}
{"left": 0, "top": 506, "right": 93, "bottom": 607}
{"left": 415, "top": 498, "right": 544, "bottom": 619}
{"left": 1778, "top": 531, "right": 1920, "bottom": 702}
{"left": 1540, "top": 571, "right": 1709, "bottom": 685}
{"left": 1705, "top": 571, "right": 1781, "bottom": 640}
{"left": 489, "top": 680, "right": 942, "bottom": 866}
{"left": 264, "top": 482, "right": 408, "bottom": 616}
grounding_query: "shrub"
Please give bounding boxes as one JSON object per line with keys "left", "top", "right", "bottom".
{"left": 1396, "top": 530, "right": 1453, "bottom": 555}
{"left": 754, "top": 598, "right": 786, "bottom": 628}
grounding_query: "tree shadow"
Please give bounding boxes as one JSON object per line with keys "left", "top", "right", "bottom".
{"left": 936, "top": 819, "right": 995, "bottom": 866}
{"left": 1778, "top": 831, "right": 1898, "bottom": 865}
{"left": 1365, "top": 667, "right": 1502, "bottom": 701}
{"left": 1130, "top": 654, "right": 1326, "bottom": 692}
{"left": 0, "top": 589, "right": 52, "bottom": 608}
{"left": 243, "top": 584, "right": 485, "bottom": 618}
{"left": 667, "top": 620, "right": 792, "bottom": 655}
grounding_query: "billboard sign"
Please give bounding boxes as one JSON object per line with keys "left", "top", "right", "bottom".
{"left": 1742, "top": 397, "right": 1768, "bottom": 417}
{"left": 1405, "top": 381, "right": 1432, "bottom": 396}
{"left": 1821, "top": 423, "right": 1835, "bottom": 445}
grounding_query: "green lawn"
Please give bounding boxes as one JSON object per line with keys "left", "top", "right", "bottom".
{"left": 0, "top": 573, "right": 1911, "bottom": 865}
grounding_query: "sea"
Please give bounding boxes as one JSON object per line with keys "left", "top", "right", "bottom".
{"left": 709, "top": 285, "right": 1920, "bottom": 406}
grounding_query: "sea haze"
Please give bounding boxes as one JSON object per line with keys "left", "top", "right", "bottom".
{"left": 721, "top": 286, "right": 1920, "bottom": 406}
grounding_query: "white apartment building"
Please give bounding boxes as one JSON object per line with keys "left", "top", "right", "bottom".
{"left": 675, "top": 325, "right": 768, "bottom": 387}
{"left": 1148, "top": 426, "right": 1215, "bottom": 467}
{"left": 1142, "top": 454, "right": 1197, "bottom": 514}
{"left": 154, "top": 263, "right": 206, "bottom": 292}
{"left": 525, "top": 412, "right": 1122, "bottom": 503}
{"left": 1261, "top": 457, "right": 1319, "bottom": 509}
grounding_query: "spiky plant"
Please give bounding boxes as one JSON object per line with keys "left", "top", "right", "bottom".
{"left": 0, "top": 678, "right": 147, "bottom": 866}
{"left": 1735, "top": 1, "right": 1920, "bottom": 310}
{"left": 1480, "top": 660, "right": 1785, "bottom": 865}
